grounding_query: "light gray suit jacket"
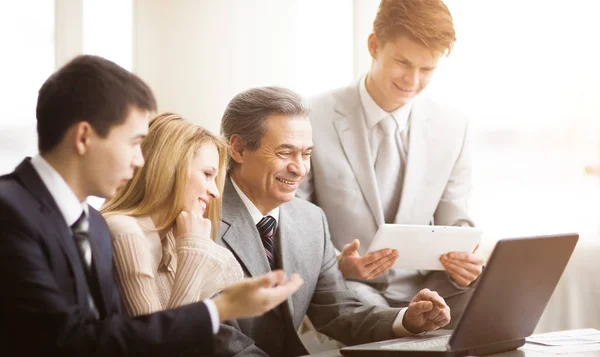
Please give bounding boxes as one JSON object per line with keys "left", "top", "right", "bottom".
{"left": 297, "top": 80, "right": 474, "bottom": 302}
{"left": 214, "top": 177, "right": 402, "bottom": 357}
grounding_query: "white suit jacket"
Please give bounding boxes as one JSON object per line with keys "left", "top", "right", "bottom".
{"left": 297, "top": 80, "right": 474, "bottom": 301}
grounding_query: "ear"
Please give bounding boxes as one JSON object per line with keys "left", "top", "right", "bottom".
{"left": 73, "top": 122, "right": 93, "bottom": 156}
{"left": 228, "top": 134, "right": 245, "bottom": 165}
{"left": 368, "top": 33, "right": 380, "bottom": 59}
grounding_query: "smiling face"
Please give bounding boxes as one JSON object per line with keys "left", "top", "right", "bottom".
{"left": 367, "top": 33, "right": 443, "bottom": 112}
{"left": 230, "top": 114, "right": 313, "bottom": 214}
{"left": 182, "top": 142, "right": 221, "bottom": 215}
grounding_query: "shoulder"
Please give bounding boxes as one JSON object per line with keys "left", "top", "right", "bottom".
{"left": 0, "top": 173, "right": 41, "bottom": 234}
{"left": 286, "top": 197, "right": 326, "bottom": 222}
{"left": 309, "top": 83, "right": 356, "bottom": 112}
{"left": 0, "top": 172, "right": 31, "bottom": 210}
{"left": 415, "top": 95, "right": 470, "bottom": 129}
{"left": 103, "top": 214, "right": 148, "bottom": 238}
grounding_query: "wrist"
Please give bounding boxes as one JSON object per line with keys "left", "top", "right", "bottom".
{"left": 212, "top": 294, "right": 233, "bottom": 322}
{"left": 402, "top": 314, "right": 422, "bottom": 335}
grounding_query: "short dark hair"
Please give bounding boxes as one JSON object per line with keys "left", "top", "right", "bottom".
{"left": 36, "top": 55, "right": 157, "bottom": 152}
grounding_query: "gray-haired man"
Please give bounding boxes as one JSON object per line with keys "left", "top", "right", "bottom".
{"left": 214, "top": 86, "right": 451, "bottom": 357}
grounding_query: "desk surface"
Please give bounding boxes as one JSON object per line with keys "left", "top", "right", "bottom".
{"left": 301, "top": 348, "right": 600, "bottom": 357}
{"left": 300, "top": 332, "right": 600, "bottom": 357}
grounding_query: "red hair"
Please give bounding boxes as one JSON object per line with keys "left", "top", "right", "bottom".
{"left": 373, "top": 0, "right": 456, "bottom": 55}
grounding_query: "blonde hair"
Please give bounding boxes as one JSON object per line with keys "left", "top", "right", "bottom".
{"left": 101, "top": 112, "right": 228, "bottom": 240}
{"left": 373, "top": 0, "right": 456, "bottom": 55}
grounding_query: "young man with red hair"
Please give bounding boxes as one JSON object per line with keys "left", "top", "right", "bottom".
{"left": 298, "top": 0, "right": 483, "bottom": 327}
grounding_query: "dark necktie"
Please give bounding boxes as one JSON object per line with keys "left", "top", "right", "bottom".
{"left": 72, "top": 211, "right": 100, "bottom": 319}
{"left": 256, "top": 215, "right": 277, "bottom": 270}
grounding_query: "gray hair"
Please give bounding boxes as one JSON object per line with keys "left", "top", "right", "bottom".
{"left": 221, "top": 86, "right": 310, "bottom": 170}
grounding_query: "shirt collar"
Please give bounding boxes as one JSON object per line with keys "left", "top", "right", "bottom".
{"left": 30, "top": 154, "right": 88, "bottom": 227}
{"left": 359, "top": 74, "right": 413, "bottom": 131}
{"left": 231, "top": 177, "right": 279, "bottom": 226}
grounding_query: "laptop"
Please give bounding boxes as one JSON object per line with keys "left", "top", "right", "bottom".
{"left": 340, "top": 233, "right": 579, "bottom": 357}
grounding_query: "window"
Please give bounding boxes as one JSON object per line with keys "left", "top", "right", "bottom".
{"left": 427, "top": 0, "right": 600, "bottom": 239}
{"left": 0, "top": 1, "right": 55, "bottom": 174}
{"left": 352, "top": 0, "right": 600, "bottom": 240}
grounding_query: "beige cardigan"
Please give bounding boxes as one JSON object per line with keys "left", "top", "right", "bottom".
{"left": 105, "top": 215, "right": 244, "bottom": 317}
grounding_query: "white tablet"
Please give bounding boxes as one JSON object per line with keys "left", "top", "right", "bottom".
{"left": 366, "top": 224, "right": 482, "bottom": 270}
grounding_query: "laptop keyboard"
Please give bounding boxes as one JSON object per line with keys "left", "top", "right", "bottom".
{"left": 383, "top": 335, "right": 451, "bottom": 351}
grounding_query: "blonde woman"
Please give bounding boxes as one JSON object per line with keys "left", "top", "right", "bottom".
{"left": 101, "top": 113, "right": 244, "bottom": 317}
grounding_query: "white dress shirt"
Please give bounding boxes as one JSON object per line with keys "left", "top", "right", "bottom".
{"left": 231, "top": 178, "right": 280, "bottom": 225}
{"left": 30, "top": 154, "right": 222, "bottom": 334}
{"left": 30, "top": 154, "right": 87, "bottom": 225}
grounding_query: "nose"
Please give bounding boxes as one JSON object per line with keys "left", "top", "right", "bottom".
{"left": 403, "top": 68, "right": 419, "bottom": 87}
{"left": 288, "top": 155, "right": 309, "bottom": 178}
{"left": 207, "top": 179, "right": 220, "bottom": 200}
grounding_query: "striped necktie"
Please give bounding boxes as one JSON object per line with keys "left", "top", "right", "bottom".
{"left": 256, "top": 215, "right": 277, "bottom": 270}
{"left": 72, "top": 211, "right": 100, "bottom": 319}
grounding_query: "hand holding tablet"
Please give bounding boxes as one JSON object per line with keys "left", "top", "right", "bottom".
{"left": 366, "top": 224, "right": 482, "bottom": 270}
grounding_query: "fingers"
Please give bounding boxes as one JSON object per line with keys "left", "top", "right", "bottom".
{"left": 280, "top": 273, "right": 304, "bottom": 293}
{"left": 415, "top": 289, "right": 447, "bottom": 308}
{"left": 409, "top": 300, "right": 433, "bottom": 313}
{"left": 341, "top": 239, "right": 360, "bottom": 256}
{"left": 249, "top": 270, "right": 286, "bottom": 289}
{"left": 262, "top": 274, "right": 304, "bottom": 306}
{"left": 442, "top": 251, "right": 484, "bottom": 265}
{"left": 364, "top": 252, "right": 398, "bottom": 279}
{"left": 443, "top": 259, "right": 482, "bottom": 276}
{"left": 404, "top": 289, "right": 451, "bottom": 333}
{"left": 441, "top": 251, "right": 484, "bottom": 286}
{"left": 361, "top": 248, "right": 398, "bottom": 266}
{"left": 442, "top": 261, "right": 479, "bottom": 287}
{"left": 426, "top": 307, "right": 451, "bottom": 328}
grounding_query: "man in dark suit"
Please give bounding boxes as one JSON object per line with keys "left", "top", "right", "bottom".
{"left": 214, "top": 87, "right": 451, "bottom": 357}
{"left": 0, "top": 55, "right": 303, "bottom": 357}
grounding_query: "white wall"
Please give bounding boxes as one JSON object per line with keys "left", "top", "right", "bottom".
{"left": 133, "top": 0, "right": 354, "bottom": 133}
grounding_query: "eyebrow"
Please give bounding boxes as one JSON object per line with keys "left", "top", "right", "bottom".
{"left": 394, "top": 55, "right": 436, "bottom": 71}
{"left": 203, "top": 166, "right": 217, "bottom": 173}
{"left": 276, "top": 144, "right": 314, "bottom": 151}
{"left": 132, "top": 134, "right": 147, "bottom": 140}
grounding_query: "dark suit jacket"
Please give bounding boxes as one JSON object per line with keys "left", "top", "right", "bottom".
{"left": 214, "top": 177, "right": 402, "bottom": 357}
{"left": 0, "top": 159, "right": 214, "bottom": 356}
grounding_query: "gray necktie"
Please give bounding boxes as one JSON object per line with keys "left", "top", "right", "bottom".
{"left": 375, "top": 115, "right": 404, "bottom": 223}
{"left": 72, "top": 212, "right": 100, "bottom": 319}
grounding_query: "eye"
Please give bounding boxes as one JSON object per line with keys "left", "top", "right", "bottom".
{"left": 204, "top": 171, "right": 215, "bottom": 178}
{"left": 302, "top": 152, "right": 312, "bottom": 158}
{"left": 278, "top": 151, "right": 292, "bottom": 157}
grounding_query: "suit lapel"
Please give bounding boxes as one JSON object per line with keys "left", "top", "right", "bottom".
{"left": 396, "top": 98, "right": 431, "bottom": 223}
{"left": 14, "top": 159, "right": 91, "bottom": 309}
{"left": 276, "top": 204, "right": 300, "bottom": 323}
{"left": 87, "top": 212, "right": 111, "bottom": 315}
{"left": 220, "top": 178, "right": 271, "bottom": 278}
{"left": 333, "top": 84, "right": 385, "bottom": 226}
